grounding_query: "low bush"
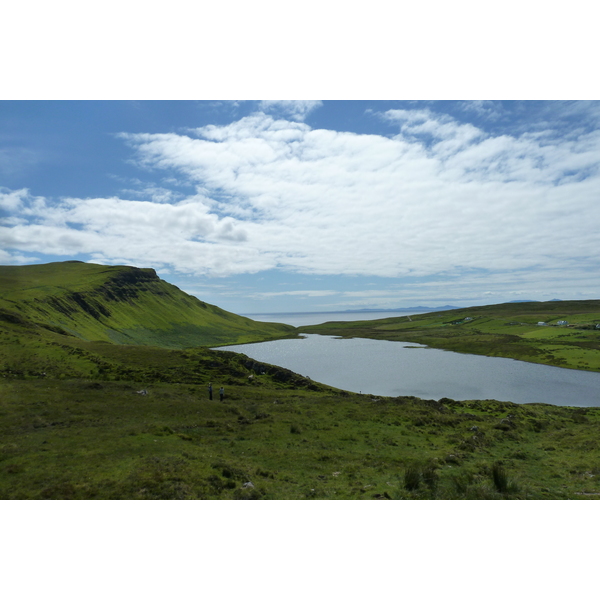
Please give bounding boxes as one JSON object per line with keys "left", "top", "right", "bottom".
{"left": 404, "top": 465, "right": 421, "bottom": 491}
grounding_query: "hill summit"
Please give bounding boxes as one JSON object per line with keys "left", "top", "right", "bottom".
{"left": 0, "top": 261, "right": 293, "bottom": 348}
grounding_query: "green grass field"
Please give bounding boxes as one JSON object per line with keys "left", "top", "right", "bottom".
{"left": 2, "top": 262, "right": 600, "bottom": 499}
{"left": 3, "top": 367, "right": 600, "bottom": 499}
{"left": 299, "top": 300, "right": 600, "bottom": 371}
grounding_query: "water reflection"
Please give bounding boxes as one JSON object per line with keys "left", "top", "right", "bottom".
{"left": 215, "top": 334, "right": 600, "bottom": 407}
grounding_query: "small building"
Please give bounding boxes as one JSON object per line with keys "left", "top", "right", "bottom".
{"left": 464, "top": 317, "right": 473, "bottom": 322}
{"left": 557, "top": 320, "right": 568, "bottom": 326}
{"left": 537, "top": 322, "right": 547, "bottom": 326}
{"left": 596, "top": 324, "right": 600, "bottom": 329}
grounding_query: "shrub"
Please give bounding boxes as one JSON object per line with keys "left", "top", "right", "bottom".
{"left": 449, "top": 472, "right": 471, "bottom": 496}
{"left": 403, "top": 461, "right": 439, "bottom": 495}
{"left": 207, "top": 473, "right": 237, "bottom": 491}
{"left": 491, "top": 462, "right": 508, "bottom": 493}
{"left": 404, "top": 466, "right": 421, "bottom": 491}
{"left": 422, "top": 465, "right": 438, "bottom": 494}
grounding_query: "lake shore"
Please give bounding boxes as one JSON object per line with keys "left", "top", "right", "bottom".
{"left": 215, "top": 334, "right": 600, "bottom": 407}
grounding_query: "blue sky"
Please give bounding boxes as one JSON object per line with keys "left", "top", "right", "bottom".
{"left": 1, "top": 100, "right": 600, "bottom": 314}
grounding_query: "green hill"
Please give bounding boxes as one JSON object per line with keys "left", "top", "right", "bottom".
{"left": 0, "top": 261, "right": 293, "bottom": 348}
{"left": 300, "top": 300, "right": 600, "bottom": 371}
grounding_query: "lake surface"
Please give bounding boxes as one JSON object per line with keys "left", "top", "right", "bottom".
{"left": 215, "top": 334, "right": 600, "bottom": 407}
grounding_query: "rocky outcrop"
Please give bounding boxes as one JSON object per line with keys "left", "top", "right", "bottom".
{"left": 244, "top": 359, "right": 320, "bottom": 390}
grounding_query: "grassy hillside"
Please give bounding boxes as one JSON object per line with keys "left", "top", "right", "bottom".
{"left": 3, "top": 348, "right": 600, "bottom": 500}
{"left": 0, "top": 261, "right": 294, "bottom": 349}
{"left": 299, "top": 300, "right": 600, "bottom": 372}
{"left": 3, "top": 265, "right": 600, "bottom": 499}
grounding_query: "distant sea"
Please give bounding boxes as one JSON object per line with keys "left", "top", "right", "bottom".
{"left": 242, "top": 309, "right": 443, "bottom": 328}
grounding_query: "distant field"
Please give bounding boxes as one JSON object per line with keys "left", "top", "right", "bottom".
{"left": 299, "top": 300, "right": 600, "bottom": 372}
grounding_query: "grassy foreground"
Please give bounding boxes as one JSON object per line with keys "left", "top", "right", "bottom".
{"left": 300, "top": 300, "right": 600, "bottom": 372}
{"left": 3, "top": 344, "right": 600, "bottom": 500}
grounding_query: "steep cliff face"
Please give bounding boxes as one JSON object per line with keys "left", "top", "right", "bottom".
{"left": 0, "top": 262, "right": 293, "bottom": 347}
{"left": 23, "top": 267, "right": 162, "bottom": 323}
{"left": 98, "top": 268, "right": 159, "bottom": 300}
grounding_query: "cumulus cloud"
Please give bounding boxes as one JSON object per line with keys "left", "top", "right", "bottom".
{"left": 0, "top": 187, "right": 29, "bottom": 211}
{"left": 2, "top": 106, "right": 600, "bottom": 300}
{"left": 119, "top": 185, "right": 184, "bottom": 203}
{"left": 0, "top": 190, "right": 254, "bottom": 274}
{"left": 0, "top": 248, "right": 33, "bottom": 264}
{"left": 383, "top": 108, "right": 484, "bottom": 146}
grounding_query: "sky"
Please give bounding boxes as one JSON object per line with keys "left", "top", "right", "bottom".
{"left": 1, "top": 99, "right": 600, "bottom": 314}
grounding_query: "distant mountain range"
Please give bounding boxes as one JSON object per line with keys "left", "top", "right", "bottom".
{"left": 345, "top": 305, "right": 460, "bottom": 313}
{"left": 349, "top": 300, "right": 568, "bottom": 312}
{"left": 353, "top": 300, "right": 569, "bottom": 311}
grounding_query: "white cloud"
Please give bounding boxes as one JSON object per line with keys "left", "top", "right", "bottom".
{"left": 2, "top": 108, "right": 600, "bottom": 300}
{"left": 384, "top": 108, "right": 483, "bottom": 146}
{"left": 120, "top": 185, "right": 184, "bottom": 203}
{"left": 0, "top": 188, "right": 29, "bottom": 211}
{"left": 0, "top": 191, "right": 255, "bottom": 275}
{"left": 0, "top": 248, "right": 34, "bottom": 264}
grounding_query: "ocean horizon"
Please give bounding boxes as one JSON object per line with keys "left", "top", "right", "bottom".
{"left": 242, "top": 308, "right": 443, "bottom": 328}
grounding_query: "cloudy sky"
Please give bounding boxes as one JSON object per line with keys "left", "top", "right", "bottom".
{"left": 1, "top": 100, "right": 599, "bottom": 314}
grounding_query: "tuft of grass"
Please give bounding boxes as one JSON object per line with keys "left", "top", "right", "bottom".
{"left": 404, "top": 466, "right": 421, "bottom": 491}
{"left": 491, "top": 462, "right": 521, "bottom": 496}
{"left": 491, "top": 462, "right": 509, "bottom": 493}
{"left": 403, "top": 462, "right": 439, "bottom": 496}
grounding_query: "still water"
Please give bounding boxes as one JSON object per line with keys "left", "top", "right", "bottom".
{"left": 215, "top": 334, "right": 600, "bottom": 407}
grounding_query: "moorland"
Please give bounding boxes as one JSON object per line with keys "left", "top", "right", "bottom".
{"left": 2, "top": 261, "right": 600, "bottom": 500}
{"left": 300, "top": 300, "right": 600, "bottom": 372}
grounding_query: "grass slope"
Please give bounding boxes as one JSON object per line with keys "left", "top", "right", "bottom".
{"left": 299, "top": 300, "right": 600, "bottom": 372}
{"left": 3, "top": 356, "right": 600, "bottom": 499}
{"left": 0, "top": 261, "right": 294, "bottom": 349}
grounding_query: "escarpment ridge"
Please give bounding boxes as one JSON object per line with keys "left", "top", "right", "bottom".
{"left": 0, "top": 261, "right": 293, "bottom": 348}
